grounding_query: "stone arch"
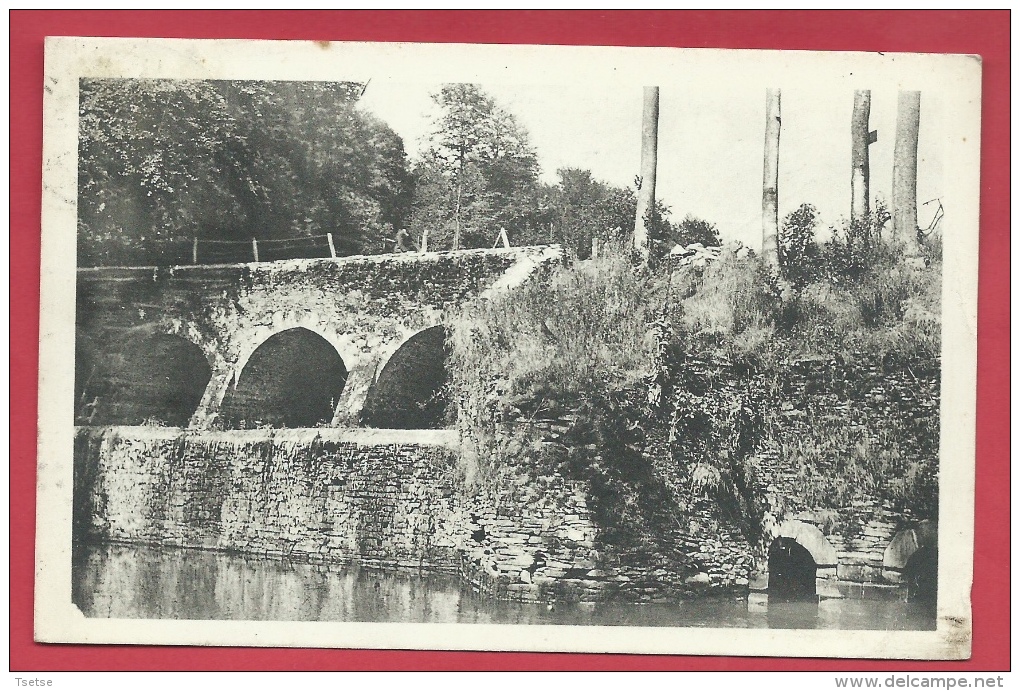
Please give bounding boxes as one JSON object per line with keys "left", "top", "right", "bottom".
{"left": 774, "top": 520, "right": 839, "bottom": 567}
{"left": 768, "top": 537, "right": 818, "bottom": 601}
{"left": 361, "top": 325, "right": 452, "bottom": 429}
{"left": 162, "top": 319, "right": 224, "bottom": 373}
{"left": 219, "top": 327, "right": 348, "bottom": 428}
{"left": 232, "top": 316, "right": 353, "bottom": 380}
{"left": 883, "top": 520, "right": 938, "bottom": 582}
{"left": 76, "top": 332, "right": 212, "bottom": 427}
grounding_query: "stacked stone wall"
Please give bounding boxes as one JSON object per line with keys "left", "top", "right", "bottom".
{"left": 672, "top": 351, "right": 939, "bottom": 590}
{"left": 74, "top": 427, "right": 468, "bottom": 571}
{"left": 74, "top": 425, "right": 749, "bottom": 603}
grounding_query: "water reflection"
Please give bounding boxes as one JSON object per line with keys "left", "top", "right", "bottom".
{"left": 72, "top": 543, "right": 936, "bottom": 630}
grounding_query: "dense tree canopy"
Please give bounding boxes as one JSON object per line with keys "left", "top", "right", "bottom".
{"left": 80, "top": 79, "right": 714, "bottom": 266}
{"left": 541, "top": 168, "right": 634, "bottom": 258}
{"left": 78, "top": 79, "right": 410, "bottom": 266}
{"left": 537, "top": 168, "right": 712, "bottom": 260}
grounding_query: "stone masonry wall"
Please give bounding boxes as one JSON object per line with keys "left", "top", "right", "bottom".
{"left": 673, "top": 351, "right": 939, "bottom": 592}
{"left": 764, "top": 354, "right": 939, "bottom": 586}
{"left": 75, "top": 427, "right": 469, "bottom": 571}
{"left": 73, "top": 348, "right": 938, "bottom": 602}
{"left": 74, "top": 425, "right": 722, "bottom": 604}
{"left": 74, "top": 425, "right": 616, "bottom": 602}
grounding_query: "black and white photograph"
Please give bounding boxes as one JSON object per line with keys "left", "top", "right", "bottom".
{"left": 36, "top": 37, "right": 980, "bottom": 658}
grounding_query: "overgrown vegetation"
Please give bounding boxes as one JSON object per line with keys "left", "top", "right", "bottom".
{"left": 83, "top": 76, "right": 942, "bottom": 557}
{"left": 447, "top": 243, "right": 702, "bottom": 556}
{"left": 449, "top": 211, "right": 942, "bottom": 554}
{"left": 448, "top": 243, "right": 656, "bottom": 482}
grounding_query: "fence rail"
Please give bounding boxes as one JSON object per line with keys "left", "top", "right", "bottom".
{"left": 133, "top": 233, "right": 340, "bottom": 266}
{"left": 80, "top": 227, "right": 520, "bottom": 267}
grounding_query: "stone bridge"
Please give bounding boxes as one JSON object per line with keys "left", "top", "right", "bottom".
{"left": 74, "top": 245, "right": 562, "bottom": 431}
{"left": 73, "top": 242, "right": 937, "bottom": 607}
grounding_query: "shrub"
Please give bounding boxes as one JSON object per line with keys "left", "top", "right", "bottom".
{"left": 674, "top": 214, "right": 722, "bottom": 248}
{"left": 779, "top": 203, "right": 821, "bottom": 288}
{"left": 820, "top": 198, "right": 893, "bottom": 285}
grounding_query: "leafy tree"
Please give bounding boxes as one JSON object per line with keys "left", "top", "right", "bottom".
{"left": 77, "top": 79, "right": 411, "bottom": 266}
{"left": 410, "top": 84, "right": 542, "bottom": 251}
{"left": 537, "top": 168, "right": 696, "bottom": 262}
{"left": 408, "top": 153, "right": 495, "bottom": 251}
{"left": 408, "top": 84, "right": 693, "bottom": 259}
{"left": 78, "top": 80, "right": 242, "bottom": 264}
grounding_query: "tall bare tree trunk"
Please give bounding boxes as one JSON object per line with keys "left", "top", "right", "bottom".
{"left": 850, "top": 90, "right": 872, "bottom": 221}
{"left": 761, "top": 88, "right": 781, "bottom": 269}
{"left": 893, "top": 90, "right": 921, "bottom": 252}
{"left": 453, "top": 145, "right": 464, "bottom": 250}
{"left": 633, "top": 86, "right": 659, "bottom": 260}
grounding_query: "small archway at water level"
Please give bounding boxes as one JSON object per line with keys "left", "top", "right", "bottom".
{"left": 220, "top": 327, "right": 348, "bottom": 429}
{"left": 76, "top": 333, "right": 212, "bottom": 427}
{"left": 362, "top": 326, "right": 452, "bottom": 429}
{"left": 768, "top": 537, "right": 818, "bottom": 602}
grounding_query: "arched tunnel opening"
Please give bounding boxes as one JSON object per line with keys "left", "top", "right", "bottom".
{"left": 361, "top": 326, "right": 453, "bottom": 429}
{"left": 76, "top": 333, "right": 212, "bottom": 427}
{"left": 904, "top": 544, "right": 938, "bottom": 606}
{"left": 220, "top": 327, "right": 347, "bottom": 429}
{"left": 768, "top": 537, "right": 818, "bottom": 602}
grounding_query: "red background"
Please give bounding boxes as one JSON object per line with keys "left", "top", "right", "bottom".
{"left": 9, "top": 10, "right": 1009, "bottom": 671}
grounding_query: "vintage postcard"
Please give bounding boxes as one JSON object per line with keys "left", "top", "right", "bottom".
{"left": 36, "top": 37, "right": 981, "bottom": 658}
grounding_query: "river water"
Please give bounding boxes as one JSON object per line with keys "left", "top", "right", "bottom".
{"left": 72, "top": 543, "right": 936, "bottom": 630}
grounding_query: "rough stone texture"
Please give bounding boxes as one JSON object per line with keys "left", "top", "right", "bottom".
{"left": 76, "top": 246, "right": 562, "bottom": 428}
{"left": 882, "top": 519, "right": 938, "bottom": 583}
{"left": 457, "top": 474, "right": 609, "bottom": 603}
{"left": 501, "top": 350, "right": 940, "bottom": 600}
{"left": 75, "top": 427, "right": 469, "bottom": 571}
{"left": 74, "top": 424, "right": 742, "bottom": 603}
{"left": 672, "top": 352, "right": 939, "bottom": 594}
{"left": 75, "top": 426, "right": 623, "bottom": 602}
{"left": 763, "top": 354, "right": 938, "bottom": 589}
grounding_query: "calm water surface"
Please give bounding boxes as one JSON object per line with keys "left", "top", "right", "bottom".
{"left": 73, "top": 543, "right": 935, "bottom": 630}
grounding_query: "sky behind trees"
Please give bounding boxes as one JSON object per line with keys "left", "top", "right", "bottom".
{"left": 361, "top": 81, "right": 944, "bottom": 249}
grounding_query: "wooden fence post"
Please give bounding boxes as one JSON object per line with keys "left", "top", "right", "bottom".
{"left": 252, "top": 238, "right": 259, "bottom": 262}
{"left": 192, "top": 237, "right": 198, "bottom": 264}
{"left": 327, "top": 232, "right": 336, "bottom": 258}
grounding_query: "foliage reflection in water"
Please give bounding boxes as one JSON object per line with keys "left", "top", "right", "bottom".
{"left": 73, "top": 544, "right": 935, "bottom": 630}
